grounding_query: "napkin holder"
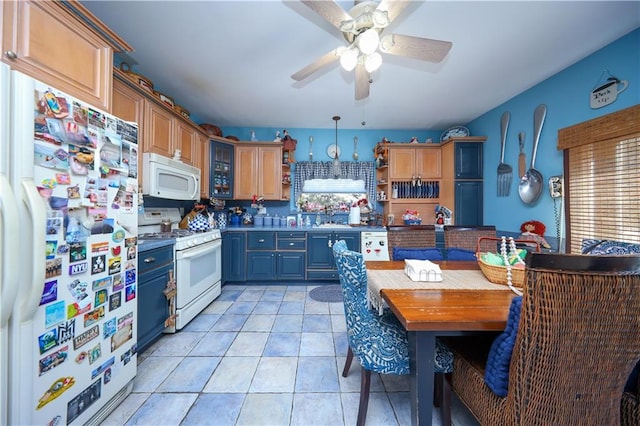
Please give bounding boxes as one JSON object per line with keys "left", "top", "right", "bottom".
{"left": 404, "top": 259, "right": 443, "bottom": 282}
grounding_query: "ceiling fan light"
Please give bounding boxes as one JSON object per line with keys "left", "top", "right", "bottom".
{"left": 364, "top": 52, "right": 382, "bottom": 73}
{"left": 340, "top": 47, "right": 359, "bottom": 71}
{"left": 371, "top": 10, "right": 390, "bottom": 28}
{"left": 358, "top": 28, "right": 380, "bottom": 55}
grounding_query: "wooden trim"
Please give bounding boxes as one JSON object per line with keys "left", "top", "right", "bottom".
{"left": 58, "top": 0, "right": 133, "bottom": 52}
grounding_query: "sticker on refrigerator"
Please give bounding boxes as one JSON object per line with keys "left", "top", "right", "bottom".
{"left": 110, "top": 324, "right": 132, "bottom": 352}
{"left": 69, "top": 242, "right": 87, "bottom": 262}
{"left": 34, "top": 142, "right": 69, "bottom": 170}
{"left": 125, "top": 284, "right": 136, "bottom": 302}
{"left": 66, "top": 379, "right": 100, "bottom": 423}
{"left": 109, "top": 292, "right": 122, "bottom": 311}
{"left": 103, "top": 318, "right": 117, "bottom": 339}
{"left": 46, "top": 258, "right": 62, "bottom": 278}
{"left": 91, "top": 255, "right": 106, "bottom": 274}
{"left": 38, "top": 345, "right": 68, "bottom": 376}
{"left": 83, "top": 306, "right": 105, "bottom": 327}
{"left": 73, "top": 325, "right": 99, "bottom": 350}
{"left": 36, "top": 376, "right": 75, "bottom": 410}
{"left": 92, "top": 276, "right": 112, "bottom": 291}
{"left": 108, "top": 256, "right": 122, "bottom": 275}
{"left": 45, "top": 300, "right": 66, "bottom": 328}
{"left": 38, "top": 328, "right": 59, "bottom": 354}
{"left": 94, "top": 289, "right": 108, "bottom": 307}
{"left": 45, "top": 241, "right": 58, "bottom": 260}
{"left": 40, "top": 280, "right": 58, "bottom": 305}
{"left": 88, "top": 343, "right": 101, "bottom": 365}
{"left": 91, "top": 357, "right": 114, "bottom": 380}
{"left": 57, "top": 319, "right": 76, "bottom": 345}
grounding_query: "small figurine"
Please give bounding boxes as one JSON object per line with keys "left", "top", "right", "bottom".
{"left": 410, "top": 136, "right": 419, "bottom": 143}
{"left": 250, "top": 130, "right": 257, "bottom": 141}
{"left": 274, "top": 131, "right": 281, "bottom": 142}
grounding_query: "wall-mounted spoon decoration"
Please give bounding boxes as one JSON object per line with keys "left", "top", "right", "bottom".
{"left": 353, "top": 136, "right": 359, "bottom": 161}
{"left": 309, "top": 136, "right": 313, "bottom": 161}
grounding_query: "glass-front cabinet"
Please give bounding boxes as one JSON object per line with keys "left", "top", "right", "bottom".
{"left": 210, "top": 138, "right": 234, "bottom": 199}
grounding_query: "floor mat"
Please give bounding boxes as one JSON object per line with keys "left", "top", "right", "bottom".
{"left": 308, "top": 285, "right": 343, "bottom": 303}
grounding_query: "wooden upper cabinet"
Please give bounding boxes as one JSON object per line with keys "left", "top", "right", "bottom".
{"left": 234, "top": 143, "right": 282, "bottom": 200}
{"left": 389, "top": 146, "right": 441, "bottom": 179}
{"left": 175, "top": 120, "right": 196, "bottom": 166}
{"left": 144, "top": 101, "right": 174, "bottom": 158}
{"left": 112, "top": 78, "right": 144, "bottom": 128}
{"left": 2, "top": 1, "right": 131, "bottom": 111}
{"left": 196, "top": 133, "right": 210, "bottom": 198}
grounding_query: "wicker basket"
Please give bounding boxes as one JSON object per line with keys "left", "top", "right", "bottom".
{"left": 476, "top": 237, "right": 540, "bottom": 287}
{"left": 119, "top": 62, "right": 154, "bottom": 93}
{"left": 199, "top": 123, "right": 222, "bottom": 137}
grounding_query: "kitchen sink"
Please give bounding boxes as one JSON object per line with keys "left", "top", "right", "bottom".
{"left": 315, "top": 223, "right": 352, "bottom": 228}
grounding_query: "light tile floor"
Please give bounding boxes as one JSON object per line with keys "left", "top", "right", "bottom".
{"left": 101, "top": 284, "right": 480, "bottom": 426}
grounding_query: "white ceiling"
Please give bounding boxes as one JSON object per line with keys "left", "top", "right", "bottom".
{"left": 83, "top": 1, "right": 639, "bottom": 130}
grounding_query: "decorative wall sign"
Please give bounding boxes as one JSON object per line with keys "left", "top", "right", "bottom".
{"left": 590, "top": 69, "right": 628, "bottom": 109}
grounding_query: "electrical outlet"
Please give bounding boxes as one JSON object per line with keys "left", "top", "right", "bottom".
{"left": 548, "top": 176, "right": 563, "bottom": 198}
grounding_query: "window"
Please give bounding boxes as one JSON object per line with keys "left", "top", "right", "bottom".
{"left": 558, "top": 105, "right": 640, "bottom": 253}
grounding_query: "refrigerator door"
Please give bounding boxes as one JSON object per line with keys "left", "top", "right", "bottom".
{"left": 0, "top": 61, "right": 21, "bottom": 426}
{"left": 7, "top": 70, "right": 138, "bottom": 425}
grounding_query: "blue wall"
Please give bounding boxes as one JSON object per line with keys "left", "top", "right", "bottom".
{"left": 220, "top": 28, "right": 639, "bottom": 239}
{"left": 468, "top": 28, "right": 639, "bottom": 239}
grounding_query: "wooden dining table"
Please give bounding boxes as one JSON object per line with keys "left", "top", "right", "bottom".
{"left": 366, "top": 260, "right": 516, "bottom": 426}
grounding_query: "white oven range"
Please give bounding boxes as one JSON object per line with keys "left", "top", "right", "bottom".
{"left": 139, "top": 208, "right": 222, "bottom": 332}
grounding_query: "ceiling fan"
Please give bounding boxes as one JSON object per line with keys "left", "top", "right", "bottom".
{"left": 291, "top": 0, "right": 452, "bottom": 100}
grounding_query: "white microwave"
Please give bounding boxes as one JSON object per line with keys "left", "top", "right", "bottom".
{"left": 142, "top": 153, "right": 200, "bottom": 200}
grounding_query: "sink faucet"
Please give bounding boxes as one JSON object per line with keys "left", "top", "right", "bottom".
{"left": 325, "top": 206, "right": 335, "bottom": 224}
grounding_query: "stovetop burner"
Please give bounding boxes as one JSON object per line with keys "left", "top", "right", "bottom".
{"left": 139, "top": 230, "right": 194, "bottom": 240}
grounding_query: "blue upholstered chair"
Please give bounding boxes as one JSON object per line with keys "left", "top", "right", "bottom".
{"left": 332, "top": 240, "right": 453, "bottom": 426}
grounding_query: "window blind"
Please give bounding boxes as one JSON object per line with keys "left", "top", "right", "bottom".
{"left": 558, "top": 105, "right": 640, "bottom": 253}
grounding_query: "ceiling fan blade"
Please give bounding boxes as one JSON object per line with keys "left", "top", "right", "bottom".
{"left": 301, "top": 0, "right": 352, "bottom": 31}
{"left": 379, "top": 34, "right": 452, "bottom": 63}
{"left": 354, "top": 63, "right": 370, "bottom": 100}
{"left": 375, "top": 0, "right": 411, "bottom": 23}
{"left": 291, "top": 48, "right": 342, "bottom": 81}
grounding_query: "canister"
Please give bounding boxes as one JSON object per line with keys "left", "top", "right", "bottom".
{"left": 263, "top": 215, "right": 273, "bottom": 226}
{"left": 280, "top": 217, "right": 287, "bottom": 227}
{"left": 254, "top": 215, "right": 264, "bottom": 226}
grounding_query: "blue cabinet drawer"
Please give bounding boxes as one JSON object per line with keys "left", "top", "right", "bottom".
{"left": 307, "top": 270, "right": 340, "bottom": 281}
{"left": 277, "top": 239, "right": 306, "bottom": 250}
{"left": 277, "top": 231, "right": 306, "bottom": 239}
{"left": 139, "top": 245, "right": 173, "bottom": 275}
{"left": 247, "top": 232, "right": 276, "bottom": 250}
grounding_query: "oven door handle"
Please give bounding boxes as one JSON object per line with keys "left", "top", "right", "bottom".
{"left": 177, "top": 239, "right": 222, "bottom": 259}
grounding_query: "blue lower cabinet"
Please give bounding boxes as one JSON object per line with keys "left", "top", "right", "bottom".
{"left": 306, "top": 231, "right": 360, "bottom": 280}
{"left": 246, "top": 231, "right": 306, "bottom": 281}
{"left": 455, "top": 181, "right": 483, "bottom": 225}
{"left": 138, "top": 245, "right": 173, "bottom": 353}
{"left": 247, "top": 252, "right": 276, "bottom": 280}
{"left": 276, "top": 252, "right": 306, "bottom": 280}
{"left": 223, "top": 232, "right": 246, "bottom": 282}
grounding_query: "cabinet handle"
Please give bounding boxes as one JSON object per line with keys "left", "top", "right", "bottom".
{"left": 4, "top": 51, "right": 17, "bottom": 60}
{"left": 144, "top": 257, "right": 156, "bottom": 263}
{"left": 288, "top": 242, "right": 295, "bottom": 246}
{"left": 327, "top": 239, "right": 333, "bottom": 248}
{"left": 258, "top": 239, "right": 265, "bottom": 243}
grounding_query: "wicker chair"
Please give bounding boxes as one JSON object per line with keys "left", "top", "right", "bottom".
{"left": 443, "top": 225, "right": 496, "bottom": 253}
{"left": 332, "top": 240, "right": 454, "bottom": 426}
{"left": 443, "top": 253, "right": 640, "bottom": 425}
{"left": 386, "top": 225, "right": 437, "bottom": 260}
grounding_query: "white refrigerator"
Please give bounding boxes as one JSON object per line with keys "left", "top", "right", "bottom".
{"left": 0, "top": 62, "right": 139, "bottom": 425}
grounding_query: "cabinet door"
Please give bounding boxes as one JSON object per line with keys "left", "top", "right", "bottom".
{"left": 144, "top": 102, "right": 174, "bottom": 158}
{"left": 455, "top": 181, "right": 483, "bottom": 225}
{"left": 335, "top": 232, "right": 361, "bottom": 253}
{"left": 307, "top": 232, "right": 333, "bottom": 269}
{"left": 455, "top": 143, "right": 483, "bottom": 179}
{"left": 277, "top": 252, "right": 306, "bottom": 280}
{"left": 222, "top": 232, "right": 246, "bottom": 283}
{"left": 258, "top": 146, "right": 282, "bottom": 200}
{"left": 175, "top": 120, "right": 196, "bottom": 166}
{"left": 234, "top": 146, "right": 258, "bottom": 199}
{"left": 211, "top": 141, "right": 234, "bottom": 199}
{"left": 2, "top": 1, "right": 113, "bottom": 111}
{"left": 415, "top": 148, "right": 442, "bottom": 179}
{"left": 197, "top": 133, "right": 210, "bottom": 198}
{"left": 247, "top": 252, "right": 276, "bottom": 280}
{"left": 138, "top": 266, "right": 170, "bottom": 353}
{"left": 389, "top": 148, "right": 416, "bottom": 179}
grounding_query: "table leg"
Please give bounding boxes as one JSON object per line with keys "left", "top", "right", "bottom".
{"left": 408, "top": 331, "right": 436, "bottom": 426}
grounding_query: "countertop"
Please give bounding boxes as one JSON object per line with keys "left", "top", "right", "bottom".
{"left": 139, "top": 238, "right": 175, "bottom": 252}
{"left": 221, "top": 225, "right": 386, "bottom": 232}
